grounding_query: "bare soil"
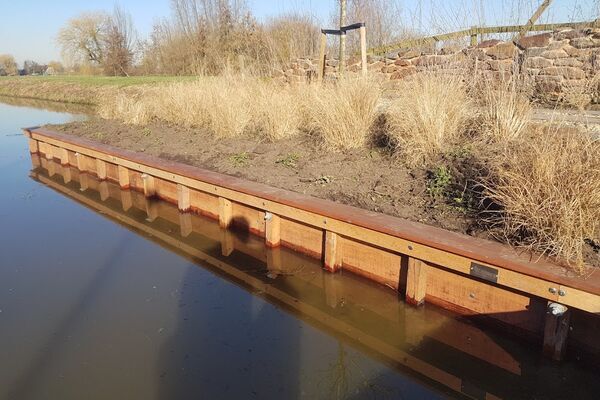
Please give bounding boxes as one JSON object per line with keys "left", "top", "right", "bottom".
{"left": 46, "top": 117, "right": 598, "bottom": 267}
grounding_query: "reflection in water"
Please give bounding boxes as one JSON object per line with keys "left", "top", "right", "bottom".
{"left": 24, "top": 156, "right": 600, "bottom": 400}
{"left": 0, "top": 95, "right": 94, "bottom": 115}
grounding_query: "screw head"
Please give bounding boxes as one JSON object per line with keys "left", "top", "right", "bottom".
{"left": 548, "top": 287, "right": 557, "bottom": 294}
{"left": 558, "top": 289, "right": 566, "bottom": 297}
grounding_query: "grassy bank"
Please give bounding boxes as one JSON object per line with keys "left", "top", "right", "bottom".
{"left": 35, "top": 72, "right": 598, "bottom": 271}
{"left": 0, "top": 75, "right": 195, "bottom": 105}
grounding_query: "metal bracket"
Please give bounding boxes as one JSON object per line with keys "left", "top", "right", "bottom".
{"left": 469, "top": 262, "right": 498, "bottom": 283}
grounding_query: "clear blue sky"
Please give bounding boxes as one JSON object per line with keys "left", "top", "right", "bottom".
{"left": 0, "top": 0, "right": 597, "bottom": 65}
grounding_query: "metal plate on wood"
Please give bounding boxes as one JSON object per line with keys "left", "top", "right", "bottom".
{"left": 470, "top": 262, "right": 498, "bottom": 283}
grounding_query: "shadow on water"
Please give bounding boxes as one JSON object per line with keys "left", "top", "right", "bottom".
{"left": 25, "top": 157, "right": 600, "bottom": 400}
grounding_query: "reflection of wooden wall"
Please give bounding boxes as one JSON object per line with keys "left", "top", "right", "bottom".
{"left": 33, "top": 163, "right": 533, "bottom": 398}
{"left": 27, "top": 128, "right": 600, "bottom": 362}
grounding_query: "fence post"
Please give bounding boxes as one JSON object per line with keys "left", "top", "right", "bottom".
{"left": 470, "top": 26, "right": 478, "bottom": 46}
{"left": 318, "top": 32, "right": 327, "bottom": 82}
{"left": 359, "top": 25, "right": 368, "bottom": 76}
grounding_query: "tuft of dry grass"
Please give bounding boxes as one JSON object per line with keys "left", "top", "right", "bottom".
{"left": 386, "top": 72, "right": 473, "bottom": 166}
{"left": 482, "top": 124, "right": 600, "bottom": 272}
{"left": 478, "top": 76, "right": 532, "bottom": 142}
{"left": 306, "top": 77, "right": 381, "bottom": 150}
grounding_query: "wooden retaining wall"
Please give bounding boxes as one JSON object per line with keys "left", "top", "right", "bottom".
{"left": 25, "top": 127, "right": 600, "bottom": 360}
{"left": 30, "top": 163, "right": 591, "bottom": 399}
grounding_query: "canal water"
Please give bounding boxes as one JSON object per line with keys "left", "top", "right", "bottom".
{"left": 1, "top": 99, "right": 599, "bottom": 400}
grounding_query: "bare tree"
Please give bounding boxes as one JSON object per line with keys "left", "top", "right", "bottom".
{"left": 57, "top": 12, "right": 109, "bottom": 67}
{"left": 103, "top": 5, "right": 137, "bottom": 76}
{"left": 0, "top": 54, "right": 18, "bottom": 76}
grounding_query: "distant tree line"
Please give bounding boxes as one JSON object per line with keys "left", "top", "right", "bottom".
{"left": 0, "top": 54, "right": 64, "bottom": 76}
{"left": 53, "top": 0, "right": 410, "bottom": 76}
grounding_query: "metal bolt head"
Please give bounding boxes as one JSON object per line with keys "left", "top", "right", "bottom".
{"left": 548, "top": 287, "right": 557, "bottom": 294}
{"left": 558, "top": 289, "right": 566, "bottom": 297}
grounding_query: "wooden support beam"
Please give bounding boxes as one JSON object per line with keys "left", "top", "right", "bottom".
{"left": 220, "top": 228, "right": 234, "bottom": 256}
{"left": 141, "top": 173, "right": 156, "bottom": 197}
{"left": 30, "top": 153, "right": 41, "bottom": 169}
{"left": 318, "top": 32, "right": 327, "bottom": 82}
{"left": 79, "top": 173, "right": 88, "bottom": 192}
{"left": 265, "top": 212, "right": 281, "bottom": 247}
{"left": 96, "top": 159, "right": 107, "bottom": 181}
{"left": 177, "top": 184, "right": 191, "bottom": 212}
{"left": 515, "top": 0, "right": 553, "bottom": 39}
{"left": 62, "top": 166, "right": 72, "bottom": 184}
{"left": 99, "top": 181, "right": 109, "bottom": 201}
{"left": 28, "top": 138, "right": 39, "bottom": 154}
{"left": 324, "top": 230, "right": 343, "bottom": 272}
{"left": 338, "top": 0, "right": 347, "bottom": 77}
{"left": 218, "top": 197, "right": 233, "bottom": 228}
{"left": 179, "top": 212, "right": 192, "bottom": 237}
{"left": 145, "top": 199, "right": 159, "bottom": 222}
{"left": 118, "top": 165, "right": 130, "bottom": 189}
{"left": 543, "top": 302, "right": 571, "bottom": 361}
{"left": 47, "top": 160, "right": 56, "bottom": 176}
{"left": 406, "top": 257, "right": 427, "bottom": 306}
{"left": 75, "top": 152, "right": 85, "bottom": 172}
{"left": 359, "top": 25, "right": 368, "bottom": 76}
{"left": 121, "top": 190, "right": 132, "bottom": 211}
{"left": 45, "top": 145, "right": 54, "bottom": 160}
{"left": 266, "top": 246, "right": 282, "bottom": 278}
{"left": 58, "top": 147, "right": 69, "bottom": 166}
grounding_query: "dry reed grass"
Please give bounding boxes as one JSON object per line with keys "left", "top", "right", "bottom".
{"left": 477, "top": 76, "right": 532, "bottom": 142}
{"left": 482, "top": 124, "right": 600, "bottom": 271}
{"left": 306, "top": 77, "right": 382, "bottom": 150}
{"left": 386, "top": 72, "right": 473, "bottom": 166}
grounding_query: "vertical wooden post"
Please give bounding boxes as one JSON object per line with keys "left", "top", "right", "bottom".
{"left": 470, "top": 26, "right": 478, "bottom": 46}
{"left": 265, "top": 212, "right": 281, "bottom": 248}
{"left": 99, "top": 181, "right": 109, "bottom": 201}
{"left": 118, "top": 166, "right": 130, "bottom": 189}
{"left": 141, "top": 173, "right": 156, "bottom": 197}
{"left": 177, "top": 184, "right": 191, "bottom": 212}
{"left": 406, "top": 257, "right": 427, "bottom": 306}
{"left": 359, "top": 25, "right": 368, "bottom": 76}
{"left": 324, "top": 230, "right": 343, "bottom": 272}
{"left": 28, "top": 139, "right": 39, "bottom": 154}
{"left": 266, "top": 247, "right": 282, "bottom": 278}
{"left": 121, "top": 190, "right": 132, "bottom": 211}
{"left": 96, "top": 159, "right": 107, "bottom": 181}
{"left": 543, "top": 302, "right": 571, "bottom": 361}
{"left": 318, "top": 32, "right": 327, "bottom": 82}
{"left": 30, "top": 153, "right": 41, "bottom": 169}
{"left": 338, "top": 0, "right": 347, "bottom": 77}
{"left": 80, "top": 174, "right": 89, "bottom": 192}
{"left": 47, "top": 160, "right": 56, "bottom": 177}
{"left": 58, "top": 148, "right": 69, "bottom": 166}
{"left": 145, "top": 199, "right": 159, "bottom": 222}
{"left": 218, "top": 197, "right": 233, "bottom": 228}
{"left": 62, "top": 166, "right": 72, "bottom": 184}
{"left": 220, "top": 228, "right": 234, "bottom": 256}
{"left": 45, "top": 145, "right": 54, "bottom": 160}
{"left": 179, "top": 212, "right": 192, "bottom": 237}
{"left": 75, "top": 153, "right": 85, "bottom": 172}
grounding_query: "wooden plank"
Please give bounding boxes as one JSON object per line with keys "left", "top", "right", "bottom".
{"left": 177, "top": 184, "right": 191, "bottom": 212}
{"left": 79, "top": 173, "right": 89, "bottom": 192}
{"left": 406, "top": 257, "right": 427, "bottom": 306}
{"left": 543, "top": 302, "right": 571, "bottom": 361}
{"left": 515, "top": 0, "right": 553, "bottom": 39}
{"left": 141, "top": 173, "right": 156, "bottom": 197}
{"left": 145, "top": 199, "right": 159, "bottom": 222}
{"left": 219, "top": 197, "right": 233, "bottom": 228}
{"left": 118, "top": 165, "right": 130, "bottom": 189}
{"left": 75, "top": 152, "right": 85, "bottom": 171}
{"left": 96, "top": 159, "right": 107, "bottom": 180}
{"left": 58, "top": 147, "right": 69, "bottom": 166}
{"left": 265, "top": 213, "right": 281, "bottom": 247}
{"left": 45, "top": 144, "right": 55, "bottom": 160}
{"left": 28, "top": 138, "right": 39, "bottom": 154}
{"left": 121, "top": 190, "right": 132, "bottom": 211}
{"left": 341, "top": 237, "right": 401, "bottom": 289}
{"left": 324, "top": 231, "right": 342, "bottom": 272}
{"left": 62, "top": 166, "right": 72, "bottom": 184}
{"left": 220, "top": 228, "right": 234, "bottom": 256}
{"left": 99, "top": 181, "right": 109, "bottom": 201}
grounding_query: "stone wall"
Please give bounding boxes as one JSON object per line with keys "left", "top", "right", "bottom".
{"left": 275, "top": 27, "right": 600, "bottom": 104}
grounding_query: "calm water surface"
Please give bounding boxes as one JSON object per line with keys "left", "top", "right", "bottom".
{"left": 0, "top": 100, "right": 599, "bottom": 400}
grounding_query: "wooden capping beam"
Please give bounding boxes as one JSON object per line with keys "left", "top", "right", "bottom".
{"left": 118, "top": 165, "right": 130, "bottom": 189}
{"left": 24, "top": 128, "right": 600, "bottom": 314}
{"left": 324, "top": 231, "right": 343, "bottom": 273}
{"left": 265, "top": 212, "right": 281, "bottom": 247}
{"left": 141, "top": 173, "right": 156, "bottom": 197}
{"left": 177, "top": 184, "right": 191, "bottom": 212}
{"left": 218, "top": 197, "right": 233, "bottom": 228}
{"left": 543, "top": 302, "right": 571, "bottom": 361}
{"left": 96, "top": 159, "right": 107, "bottom": 181}
{"left": 406, "top": 257, "right": 427, "bottom": 306}
{"left": 28, "top": 138, "right": 39, "bottom": 154}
